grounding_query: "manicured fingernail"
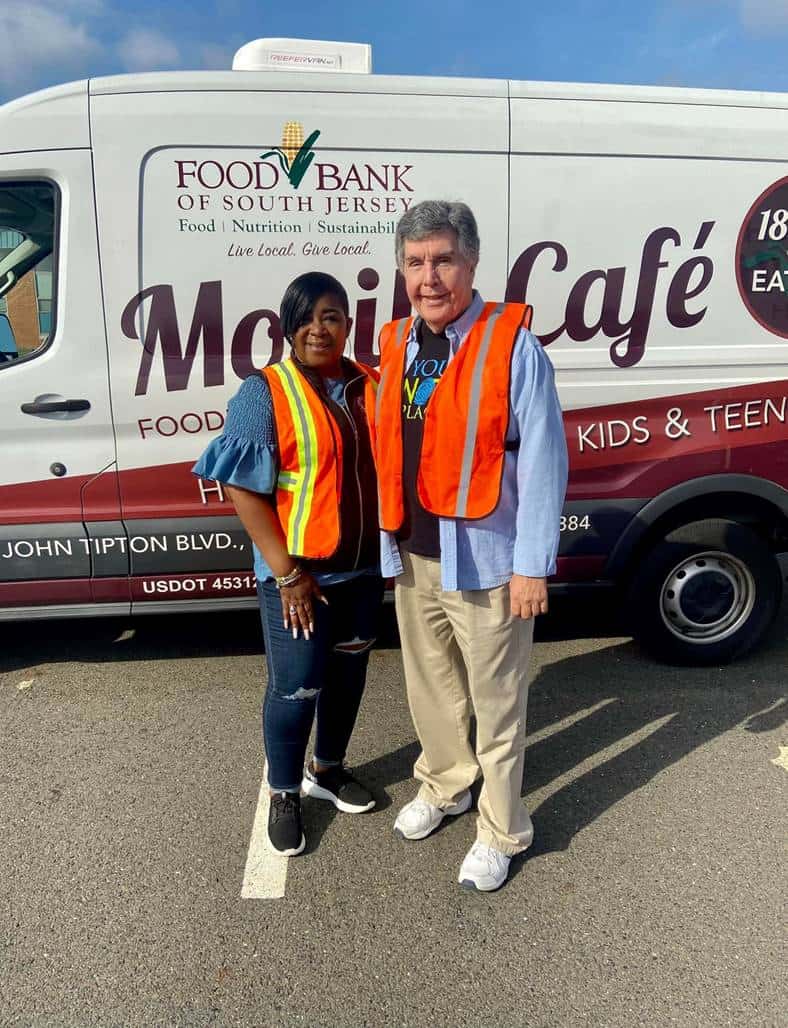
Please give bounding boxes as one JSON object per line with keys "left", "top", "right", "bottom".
{"left": 292, "top": 627, "right": 298, "bottom": 639}
{"left": 304, "top": 630, "right": 310, "bottom": 641}
{"left": 283, "top": 620, "right": 288, "bottom": 629}
{"left": 319, "top": 596, "right": 329, "bottom": 605}
{"left": 309, "top": 622, "right": 314, "bottom": 632}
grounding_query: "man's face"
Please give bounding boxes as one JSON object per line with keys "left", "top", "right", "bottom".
{"left": 401, "top": 230, "right": 476, "bottom": 333}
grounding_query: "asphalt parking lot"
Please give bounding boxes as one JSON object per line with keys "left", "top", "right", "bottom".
{"left": 2, "top": 596, "right": 786, "bottom": 1028}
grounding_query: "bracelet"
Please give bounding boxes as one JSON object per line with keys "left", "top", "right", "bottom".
{"left": 275, "top": 564, "right": 303, "bottom": 589}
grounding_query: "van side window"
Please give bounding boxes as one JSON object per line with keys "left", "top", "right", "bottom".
{"left": 0, "top": 182, "right": 57, "bottom": 369}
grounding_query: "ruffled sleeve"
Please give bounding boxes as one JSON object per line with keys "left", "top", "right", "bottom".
{"left": 192, "top": 375, "right": 278, "bottom": 495}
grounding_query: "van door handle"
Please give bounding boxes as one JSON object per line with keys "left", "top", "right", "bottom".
{"left": 21, "top": 399, "right": 91, "bottom": 414}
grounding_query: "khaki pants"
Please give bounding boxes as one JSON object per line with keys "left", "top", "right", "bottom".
{"left": 394, "top": 550, "right": 535, "bottom": 856}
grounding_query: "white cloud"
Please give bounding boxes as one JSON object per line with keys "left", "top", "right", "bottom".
{"left": 60, "top": 0, "right": 106, "bottom": 13}
{"left": 687, "top": 26, "right": 732, "bottom": 53}
{"left": 0, "top": 2, "right": 102, "bottom": 91}
{"left": 680, "top": 0, "right": 788, "bottom": 33}
{"left": 0, "top": 0, "right": 234, "bottom": 101}
{"left": 740, "top": 0, "right": 788, "bottom": 33}
{"left": 199, "top": 43, "right": 236, "bottom": 70}
{"left": 117, "top": 28, "right": 181, "bottom": 72}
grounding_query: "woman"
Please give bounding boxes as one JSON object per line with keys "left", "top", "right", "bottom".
{"left": 193, "top": 271, "right": 383, "bottom": 857}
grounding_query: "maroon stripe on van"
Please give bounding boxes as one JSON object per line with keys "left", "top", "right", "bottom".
{"left": 568, "top": 438, "right": 788, "bottom": 501}
{"left": 0, "top": 475, "right": 93, "bottom": 525}
{"left": 0, "top": 469, "right": 122, "bottom": 525}
{"left": 2, "top": 379, "right": 786, "bottom": 524}
{"left": 131, "top": 572, "right": 256, "bottom": 601}
{"left": 564, "top": 378, "right": 788, "bottom": 478}
{"left": 117, "top": 461, "right": 232, "bottom": 519}
{"left": 555, "top": 555, "right": 607, "bottom": 581}
{"left": 0, "top": 579, "right": 93, "bottom": 606}
{"left": 91, "top": 578, "right": 132, "bottom": 603}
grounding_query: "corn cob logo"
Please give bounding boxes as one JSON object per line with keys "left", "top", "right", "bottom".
{"left": 261, "top": 122, "right": 320, "bottom": 189}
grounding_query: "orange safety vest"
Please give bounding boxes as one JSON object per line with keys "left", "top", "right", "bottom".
{"left": 262, "top": 358, "right": 379, "bottom": 559}
{"left": 375, "top": 302, "right": 532, "bottom": 528}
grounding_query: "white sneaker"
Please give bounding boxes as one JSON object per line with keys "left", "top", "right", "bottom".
{"left": 458, "top": 842, "right": 511, "bottom": 892}
{"left": 393, "top": 790, "right": 472, "bottom": 840}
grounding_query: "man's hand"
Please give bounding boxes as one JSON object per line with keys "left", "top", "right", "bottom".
{"left": 509, "top": 574, "right": 548, "bottom": 620}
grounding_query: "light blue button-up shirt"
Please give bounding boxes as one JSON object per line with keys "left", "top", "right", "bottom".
{"left": 380, "top": 292, "right": 568, "bottom": 591}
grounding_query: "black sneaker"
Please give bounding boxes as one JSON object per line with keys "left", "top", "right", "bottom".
{"left": 301, "top": 762, "right": 375, "bottom": 813}
{"left": 267, "top": 791, "right": 306, "bottom": 856}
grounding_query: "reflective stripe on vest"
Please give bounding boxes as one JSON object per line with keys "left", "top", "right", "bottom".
{"left": 375, "top": 302, "right": 532, "bottom": 527}
{"left": 263, "top": 358, "right": 379, "bottom": 559}
{"left": 263, "top": 359, "right": 341, "bottom": 559}
{"left": 374, "top": 316, "right": 414, "bottom": 531}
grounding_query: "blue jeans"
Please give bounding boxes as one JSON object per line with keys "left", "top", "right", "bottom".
{"left": 258, "top": 574, "right": 384, "bottom": 792}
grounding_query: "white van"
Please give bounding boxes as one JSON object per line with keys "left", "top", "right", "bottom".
{"left": 1, "top": 38, "right": 786, "bottom": 664}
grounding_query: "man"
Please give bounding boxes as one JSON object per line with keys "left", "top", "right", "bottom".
{"left": 374, "top": 200, "right": 568, "bottom": 892}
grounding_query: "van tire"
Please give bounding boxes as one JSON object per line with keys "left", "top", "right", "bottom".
{"left": 626, "top": 518, "right": 783, "bottom": 665}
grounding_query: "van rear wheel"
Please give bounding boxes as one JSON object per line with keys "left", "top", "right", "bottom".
{"left": 627, "top": 518, "right": 783, "bottom": 665}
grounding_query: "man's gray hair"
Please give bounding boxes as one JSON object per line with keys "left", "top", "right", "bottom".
{"left": 395, "top": 200, "right": 480, "bottom": 270}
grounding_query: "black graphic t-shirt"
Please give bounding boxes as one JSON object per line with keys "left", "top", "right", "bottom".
{"left": 397, "top": 322, "right": 450, "bottom": 557}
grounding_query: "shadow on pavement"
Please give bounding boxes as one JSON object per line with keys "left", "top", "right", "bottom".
{"left": 503, "top": 598, "right": 788, "bottom": 880}
{"left": 0, "top": 586, "right": 620, "bottom": 674}
{"left": 0, "top": 610, "right": 264, "bottom": 673}
{"left": 2, "top": 594, "right": 785, "bottom": 873}
{"left": 298, "top": 741, "right": 420, "bottom": 854}
{"left": 0, "top": 604, "right": 405, "bottom": 674}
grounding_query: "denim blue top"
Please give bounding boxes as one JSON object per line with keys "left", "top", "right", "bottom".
{"left": 192, "top": 373, "right": 376, "bottom": 585}
{"left": 379, "top": 292, "right": 569, "bottom": 591}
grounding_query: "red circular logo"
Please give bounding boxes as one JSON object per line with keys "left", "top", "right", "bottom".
{"left": 736, "top": 176, "right": 788, "bottom": 339}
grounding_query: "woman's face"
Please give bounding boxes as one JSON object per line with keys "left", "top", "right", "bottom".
{"left": 291, "top": 293, "right": 352, "bottom": 377}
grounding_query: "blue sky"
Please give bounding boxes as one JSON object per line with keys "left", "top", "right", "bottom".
{"left": 2, "top": 0, "right": 788, "bottom": 104}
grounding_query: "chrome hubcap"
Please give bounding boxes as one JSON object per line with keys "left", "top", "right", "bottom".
{"left": 660, "top": 550, "right": 755, "bottom": 645}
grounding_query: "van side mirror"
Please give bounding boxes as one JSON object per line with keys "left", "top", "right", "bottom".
{"left": 0, "top": 313, "right": 18, "bottom": 363}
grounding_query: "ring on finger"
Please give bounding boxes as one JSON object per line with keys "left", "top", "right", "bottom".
{"left": 289, "top": 604, "right": 297, "bottom": 614}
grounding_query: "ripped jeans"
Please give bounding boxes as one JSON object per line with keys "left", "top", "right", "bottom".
{"left": 258, "top": 573, "right": 384, "bottom": 792}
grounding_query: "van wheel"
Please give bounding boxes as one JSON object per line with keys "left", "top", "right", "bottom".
{"left": 627, "top": 518, "right": 783, "bottom": 665}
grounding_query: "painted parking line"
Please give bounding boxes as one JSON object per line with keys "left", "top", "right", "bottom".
{"left": 241, "top": 774, "right": 288, "bottom": 900}
{"left": 240, "top": 704, "right": 673, "bottom": 897}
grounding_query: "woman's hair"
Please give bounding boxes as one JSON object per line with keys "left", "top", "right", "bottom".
{"left": 280, "top": 271, "right": 350, "bottom": 343}
{"left": 394, "top": 200, "right": 480, "bottom": 271}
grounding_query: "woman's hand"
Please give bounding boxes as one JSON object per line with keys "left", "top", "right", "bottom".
{"left": 280, "top": 572, "right": 328, "bottom": 640}
{"left": 221, "top": 486, "right": 328, "bottom": 641}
